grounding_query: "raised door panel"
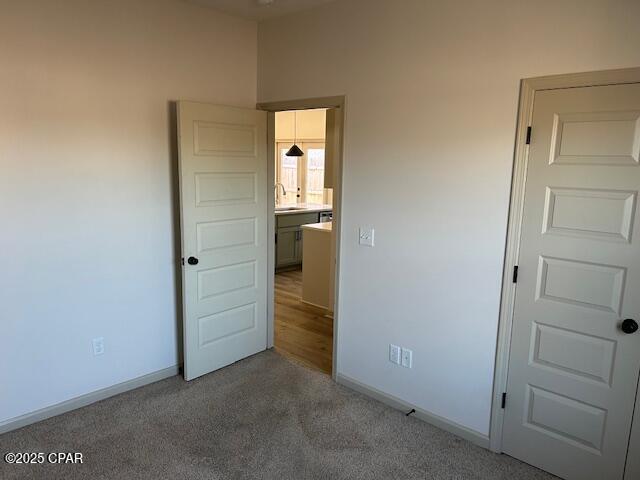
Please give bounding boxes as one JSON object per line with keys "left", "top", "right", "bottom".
{"left": 198, "top": 303, "right": 257, "bottom": 347}
{"left": 197, "top": 261, "right": 256, "bottom": 301}
{"left": 535, "top": 256, "right": 626, "bottom": 315}
{"left": 197, "top": 218, "right": 257, "bottom": 253}
{"left": 542, "top": 187, "right": 636, "bottom": 242}
{"left": 549, "top": 111, "right": 640, "bottom": 166}
{"left": 194, "top": 121, "right": 257, "bottom": 157}
{"left": 530, "top": 322, "right": 616, "bottom": 386}
{"left": 195, "top": 172, "right": 257, "bottom": 207}
{"left": 524, "top": 385, "right": 607, "bottom": 454}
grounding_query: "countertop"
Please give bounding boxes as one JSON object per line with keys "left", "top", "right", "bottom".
{"left": 301, "top": 221, "right": 332, "bottom": 233}
{"left": 274, "top": 203, "right": 332, "bottom": 216}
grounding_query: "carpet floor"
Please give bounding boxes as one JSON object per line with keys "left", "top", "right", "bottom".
{"left": 0, "top": 350, "right": 555, "bottom": 480}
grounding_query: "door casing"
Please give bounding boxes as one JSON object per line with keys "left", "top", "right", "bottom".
{"left": 257, "top": 96, "right": 346, "bottom": 381}
{"left": 490, "top": 67, "right": 640, "bottom": 479}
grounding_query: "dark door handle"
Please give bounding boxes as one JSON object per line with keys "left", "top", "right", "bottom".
{"left": 187, "top": 256, "right": 199, "bottom": 266}
{"left": 621, "top": 319, "right": 638, "bottom": 334}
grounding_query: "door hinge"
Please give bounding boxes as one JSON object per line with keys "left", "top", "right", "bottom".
{"left": 512, "top": 265, "right": 519, "bottom": 283}
{"left": 275, "top": 233, "right": 278, "bottom": 244}
{"left": 525, "top": 126, "right": 532, "bottom": 145}
{"left": 501, "top": 392, "right": 507, "bottom": 409}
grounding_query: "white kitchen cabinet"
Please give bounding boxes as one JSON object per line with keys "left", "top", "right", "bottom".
{"left": 301, "top": 222, "right": 332, "bottom": 310}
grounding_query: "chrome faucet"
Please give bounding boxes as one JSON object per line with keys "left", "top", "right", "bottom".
{"left": 275, "top": 183, "right": 286, "bottom": 204}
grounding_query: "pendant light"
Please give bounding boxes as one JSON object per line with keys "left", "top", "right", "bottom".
{"left": 285, "top": 111, "right": 304, "bottom": 157}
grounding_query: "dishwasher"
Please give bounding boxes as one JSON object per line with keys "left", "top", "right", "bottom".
{"left": 319, "top": 211, "right": 332, "bottom": 223}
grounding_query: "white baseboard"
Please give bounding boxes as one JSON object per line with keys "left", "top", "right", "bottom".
{"left": 2, "top": 365, "right": 490, "bottom": 449}
{"left": 336, "top": 373, "right": 490, "bottom": 450}
{"left": 300, "top": 299, "right": 330, "bottom": 311}
{"left": 0, "top": 365, "right": 180, "bottom": 435}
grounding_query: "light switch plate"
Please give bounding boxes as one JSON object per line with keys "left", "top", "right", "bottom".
{"left": 359, "top": 227, "right": 375, "bottom": 247}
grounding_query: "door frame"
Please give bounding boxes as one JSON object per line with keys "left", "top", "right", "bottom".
{"left": 489, "top": 67, "right": 640, "bottom": 461}
{"left": 257, "top": 96, "right": 346, "bottom": 380}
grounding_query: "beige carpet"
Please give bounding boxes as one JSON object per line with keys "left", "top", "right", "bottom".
{"left": 0, "top": 350, "right": 554, "bottom": 479}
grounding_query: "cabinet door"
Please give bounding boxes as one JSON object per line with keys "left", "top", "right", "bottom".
{"left": 277, "top": 212, "right": 319, "bottom": 228}
{"left": 276, "top": 227, "right": 299, "bottom": 267}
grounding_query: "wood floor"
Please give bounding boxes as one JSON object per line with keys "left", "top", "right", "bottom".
{"left": 274, "top": 269, "right": 333, "bottom": 374}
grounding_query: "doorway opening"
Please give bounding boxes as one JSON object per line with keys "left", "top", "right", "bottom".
{"left": 260, "top": 98, "right": 344, "bottom": 378}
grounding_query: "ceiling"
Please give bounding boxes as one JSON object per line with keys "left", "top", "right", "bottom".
{"left": 185, "top": 0, "right": 339, "bottom": 21}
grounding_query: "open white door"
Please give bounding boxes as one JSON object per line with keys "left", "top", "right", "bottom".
{"left": 178, "top": 101, "right": 268, "bottom": 381}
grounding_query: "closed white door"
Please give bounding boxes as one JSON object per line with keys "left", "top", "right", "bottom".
{"left": 502, "top": 83, "right": 640, "bottom": 479}
{"left": 177, "top": 101, "right": 268, "bottom": 381}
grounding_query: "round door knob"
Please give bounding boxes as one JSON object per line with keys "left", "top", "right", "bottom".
{"left": 187, "top": 256, "right": 199, "bottom": 266}
{"left": 621, "top": 319, "right": 638, "bottom": 334}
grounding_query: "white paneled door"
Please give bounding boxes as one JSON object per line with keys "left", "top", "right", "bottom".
{"left": 502, "top": 83, "right": 640, "bottom": 479}
{"left": 177, "top": 102, "right": 268, "bottom": 381}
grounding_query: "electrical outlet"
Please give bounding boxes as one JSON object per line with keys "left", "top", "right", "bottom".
{"left": 401, "top": 348, "right": 413, "bottom": 368}
{"left": 389, "top": 344, "right": 401, "bottom": 365}
{"left": 92, "top": 337, "right": 105, "bottom": 356}
{"left": 359, "top": 227, "right": 375, "bottom": 247}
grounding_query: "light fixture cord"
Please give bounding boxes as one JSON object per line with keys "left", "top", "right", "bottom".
{"left": 293, "top": 110, "right": 297, "bottom": 145}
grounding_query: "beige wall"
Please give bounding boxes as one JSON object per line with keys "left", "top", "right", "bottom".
{"left": 0, "top": 0, "right": 256, "bottom": 424}
{"left": 258, "top": 0, "right": 640, "bottom": 435}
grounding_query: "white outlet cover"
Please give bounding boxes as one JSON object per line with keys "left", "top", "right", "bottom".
{"left": 359, "top": 227, "right": 375, "bottom": 247}
{"left": 389, "top": 344, "right": 401, "bottom": 364}
{"left": 92, "top": 337, "right": 105, "bottom": 356}
{"left": 401, "top": 348, "right": 412, "bottom": 368}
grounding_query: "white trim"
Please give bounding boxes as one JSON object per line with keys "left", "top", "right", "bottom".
{"left": 300, "top": 298, "right": 330, "bottom": 310}
{"left": 266, "top": 112, "right": 276, "bottom": 349}
{"left": 489, "top": 67, "right": 640, "bottom": 454}
{"left": 330, "top": 103, "right": 346, "bottom": 380}
{"left": 488, "top": 78, "right": 534, "bottom": 452}
{"left": 337, "top": 373, "right": 490, "bottom": 449}
{"left": 0, "top": 365, "right": 179, "bottom": 435}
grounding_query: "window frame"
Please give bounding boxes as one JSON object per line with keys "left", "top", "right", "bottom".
{"left": 276, "top": 139, "right": 326, "bottom": 205}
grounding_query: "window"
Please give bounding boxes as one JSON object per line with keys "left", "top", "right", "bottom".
{"left": 276, "top": 142, "right": 325, "bottom": 205}
{"left": 277, "top": 145, "right": 298, "bottom": 205}
{"left": 304, "top": 144, "right": 325, "bottom": 205}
